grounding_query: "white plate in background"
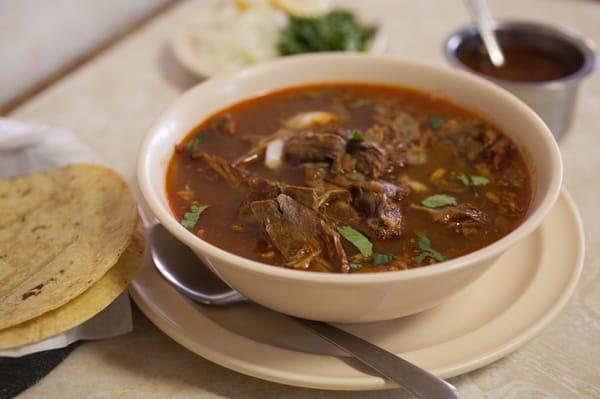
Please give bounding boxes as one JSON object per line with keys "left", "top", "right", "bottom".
{"left": 170, "top": 1, "right": 388, "bottom": 78}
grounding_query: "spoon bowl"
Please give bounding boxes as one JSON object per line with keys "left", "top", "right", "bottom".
{"left": 147, "top": 223, "right": 458, "bottom": 398}
{"left": 149, "top": 224, "right": 246, "bottom": 305}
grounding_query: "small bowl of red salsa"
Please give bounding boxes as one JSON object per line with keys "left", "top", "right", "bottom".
{"left": 444, "top": 21, "right": 596, "bottom": 140}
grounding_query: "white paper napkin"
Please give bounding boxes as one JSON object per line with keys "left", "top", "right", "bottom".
{"left": 0, "top": 117, "right": 133, "bottom": 357}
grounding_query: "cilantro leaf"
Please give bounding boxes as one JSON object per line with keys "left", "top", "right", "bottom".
{"left": 414, "top": 249, "right": 448, "bottom": 264}
{"left": 414, "top": 252, "right": 430, "bottom": 264}
{"left": 457, "top": 172, "right": 470, "bottom": 186}
{"left": 349, "top": 98, "right": 372, "bottom": 109}
{"left": 336, "top": 225, "right": 373, "bottom": 257}
{"left": 429, "top": 116, "right": 444, "bottom": 131}
{"left": 350, "top": 262, "right": 364, "bottom": 270}
{"left": 421, "top": 194, "right": 457, "bottom": 208}
{"left": 427, "top": 249, "right": 448, "bottom": 262}
{"left": 347, "top": 130, "right": 364, "bottom": 142}
{"left": 470, "top": 175, "right": 490, "bottom": 186}
{"left": 414, "top": 233, "right": 448, "bottom": 264}
{"left": 180, "top": 203, "right": 208, "bottom": 229}
{"left": 416, "top": 232, "right": 432, "bottom": 251}
{"left": 372, "top": 253, "right": 394, "bottom": 265}
{"left": 305, "top": 90, "right": 328, "bottom": 100}
{"left": 187, "top": 132, "right": 207, "bottom": 156}
{"left": 457, "top": 173, "right": 490, "bottom": 187}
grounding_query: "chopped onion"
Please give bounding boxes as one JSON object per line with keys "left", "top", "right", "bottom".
{"left": 401, "top": 174, "right": 429, "bottom": 192}
{"left": 185, "top": 3, "right": 287, "bottom": 73}
{"left": 284, "top": 111, "right": 339, "bottom": 129}
{"left": 406, "top": 147, "right": 428, "bottom": 165}
{"left": 265, "top": 138, "right": 284, "bottom": 169}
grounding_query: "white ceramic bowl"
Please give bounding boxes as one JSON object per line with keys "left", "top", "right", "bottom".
{"left": 138, "top": 54, "right": 562, "bottom": 323}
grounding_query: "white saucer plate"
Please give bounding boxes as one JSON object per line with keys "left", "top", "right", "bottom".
{"left": 130, "top": 189, "right": 584, "bottom": 390}
{"left": 170, "top": 2, "right": 388, "bottom": 78}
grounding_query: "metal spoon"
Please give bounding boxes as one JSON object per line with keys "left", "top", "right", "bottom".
{"left": 464, "top": 0, "right": 505, "bottom": 67}
{"left": 148, "top": 224, "right": 458, "bottom": 398}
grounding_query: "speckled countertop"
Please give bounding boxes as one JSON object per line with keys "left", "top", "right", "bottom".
{"left": 10, "top": 0, "right": 600, "bottom": 398}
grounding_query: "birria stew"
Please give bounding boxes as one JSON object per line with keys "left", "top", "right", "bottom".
{"left": 166, "top": 84, "right": 532, "bottom": 273}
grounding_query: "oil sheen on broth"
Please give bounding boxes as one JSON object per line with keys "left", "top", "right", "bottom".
{"left": 166, "top": 84, "right": 532, "bottom": 273}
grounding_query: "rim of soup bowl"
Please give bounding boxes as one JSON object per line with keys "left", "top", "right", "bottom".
{"left": 138, "top": 53, "right": 563, "bottom": 285}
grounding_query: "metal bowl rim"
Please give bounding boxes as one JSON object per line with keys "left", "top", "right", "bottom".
{"left": 442, "top": 19, "right": 598, "bottom": 89}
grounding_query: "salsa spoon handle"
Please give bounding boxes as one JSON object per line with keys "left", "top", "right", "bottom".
{"left": 464, "top": 0, "right": 505, "bottom": 67}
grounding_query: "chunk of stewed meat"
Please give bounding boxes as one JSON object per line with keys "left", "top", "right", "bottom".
{"left": 350, "top": 181, "right": 410, "bottom": 239}
{"left": 432, "top": 203, "right": 489, "bottom": 235}
{"left": 250, "top": 194, "right": 349, "bottom": 272}
{"left": 434, "top": 120, "right": 515, "bottom": 170}
{"left": 284, "top": 131, "right": 347, "bottom": 168}
{"left": 347, "top": 141, "right": 387, "bottom": 178}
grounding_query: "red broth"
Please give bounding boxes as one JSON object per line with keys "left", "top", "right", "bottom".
{"left": 166, "top": 84, "right": 532, "bottom": 273}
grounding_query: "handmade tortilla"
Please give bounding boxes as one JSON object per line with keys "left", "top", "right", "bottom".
{"left": 0, "top": 234, "right": 143, "bottom": 349}
{"left": 0, "top": 164, "right": 137, "bottom": 329}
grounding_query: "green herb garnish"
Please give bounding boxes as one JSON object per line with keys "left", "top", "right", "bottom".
{"left": 418, "top": 250, "right": 448, "bottom": 263}
{"left": 457, "top": 173, "right": 490, "bottom": 187}
{"left": 428, "top": 116, "right": 444, "bottom": 131}
{"left": 421, "top": 194, "right": 457, "bottom": 208}
{"left": 337, "top": 225, "right": 373, "bottom": 257}
{"left": 413, "top": 252, "right": 430, "bottom": 264}
{"left": 470, "top": 175, "right": 490, "bottom": 186}
{"left": 278, "top": 10, "right": 377, "bottom": 56}
{"left": 180, "top": 203, "right": 208, "bottom": 229}
{"left": 186, "top": 132, "right": 207, "bottom": 156}
{"left": 347, "top": 130, "right": 364, "bottom": 142}
{"left": 414, "top": 233, "right": 448, "bottom": 264}
{"left": 457, "top": 173, "right": 470, "bottom": 186}
{"left": 416, "top": 232, "right": 432, "bottom": 250}
{"left": 372, "top": 253, "right": 394, "bottom": 265}
{"left": 350, "top": 262, "right": 364, "bottom": 270}
{"left": 305, "top": 90, "right": 328, "bottom": 100}
{"left": 349, "top": 98, "right": 372, "bottom": 109}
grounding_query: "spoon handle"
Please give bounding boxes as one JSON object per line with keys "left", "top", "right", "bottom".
{"left": 294, "top": 318, "right": 458, "bottom": 399}
{"left": 464, "top": 0, "right": 505, "bottom": 67}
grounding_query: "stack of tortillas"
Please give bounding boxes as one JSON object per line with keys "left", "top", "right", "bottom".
{"left": 0, "top": 163, "right": 141, "bottom": 349}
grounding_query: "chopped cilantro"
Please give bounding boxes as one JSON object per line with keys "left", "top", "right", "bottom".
{"left": 470, "top": 175, "right": 490, "bottom": 186}
{"left": 347, "top": 130, "right": 364, "bottom": 142}
{"left": 350, "top": 262, "right": 364, "bottom": 270}
{"left": 429, "top": 116, "right": 444, "bottom": 131}
{"left": 186, "top": 132, "right": 207, "bottom": 156}
{"left": 457, "top": 173, "right": 490, "bottom": 186}
{"left": 372, "top": 253, "right": 394, "bottom": 265}
{"left": 278, "top": 10, "right": 377, "bottom": 55}
{"left": 415, "top": 250, "right": 448, "bottom": 263}
{"left": 180, "top": 203, "right": 208, "bottom": 229}
{"left": 421, "top": 194, "right": 457, "bottom": 208}
{"left": 414, "top": 233, "right": 448, "bottom": 264}
{"left": 305, "top": 90, "right": 328, "bottom": 100}
{"left": 349, "top": 98, "right": 372, "bottom": 109}
{"left": 457, "top": 173, "right": 470, "bottom": 186}
{"left": 414, "top": 252, "right": 431, "bottom": 264}
{"left": 337, "top": 225, "right": 373, "bottom": 257}
{"left": 416, "top": 233, "right": 432, "bottom": 251}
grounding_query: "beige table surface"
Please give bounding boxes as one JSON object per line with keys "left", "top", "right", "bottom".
{"left": 9, "top": 0, "right": 600, "bottom": 397}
